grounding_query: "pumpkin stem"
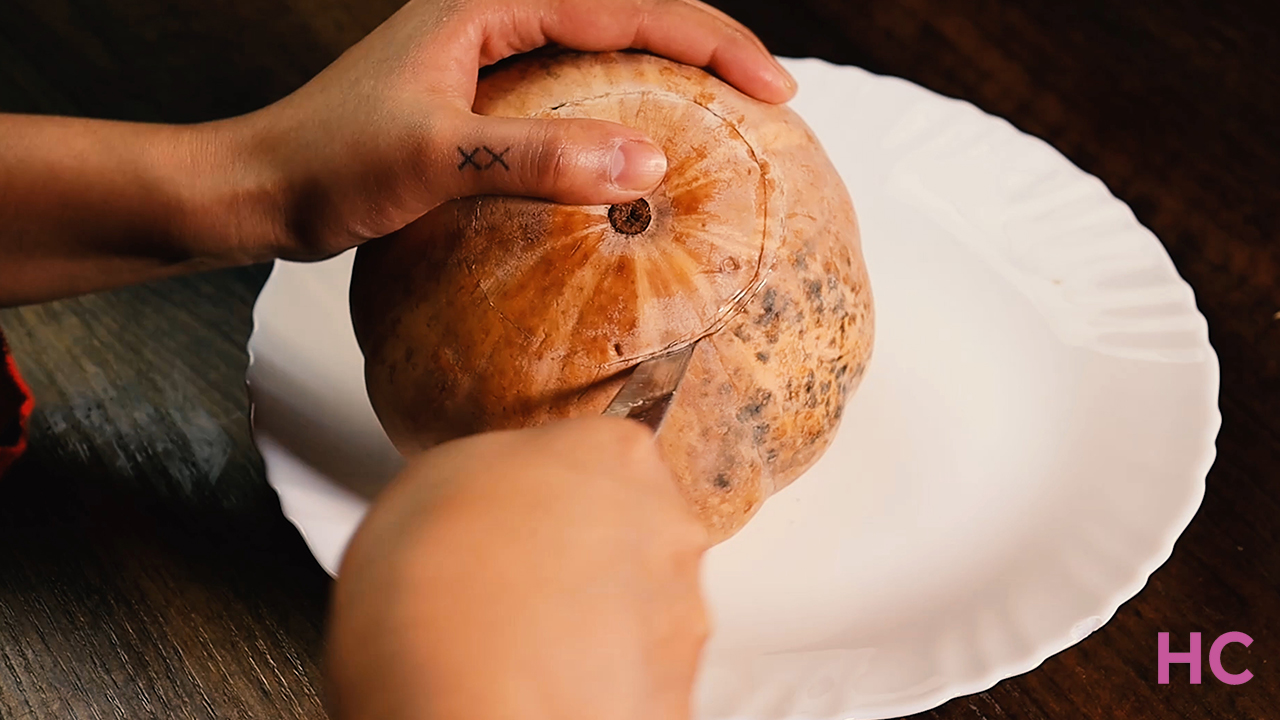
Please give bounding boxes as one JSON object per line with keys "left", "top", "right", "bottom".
{"left": 608, "top": 199, "right": 651, "bottom": 235}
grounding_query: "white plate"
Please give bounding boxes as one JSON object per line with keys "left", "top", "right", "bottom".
{"left": 246, "top": 58, "right": 1220, "bottom": 719}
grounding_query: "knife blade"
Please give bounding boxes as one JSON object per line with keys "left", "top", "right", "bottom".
{"left": 602, "top": 343, "right": 697, "bottom": 433}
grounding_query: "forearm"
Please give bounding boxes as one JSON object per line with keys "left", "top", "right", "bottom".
{"left": 0, "top": 113, "right": 286, "bottom": 306}
{"left": 0, "top": 0, "right": 793, "bottom": 310}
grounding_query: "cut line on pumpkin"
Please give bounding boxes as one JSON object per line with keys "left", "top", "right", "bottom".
{"left": 537, "top": 89, "right": 786, "bottom": 372}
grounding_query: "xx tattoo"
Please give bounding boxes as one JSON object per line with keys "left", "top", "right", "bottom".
{"left": 457, "top": 146, "right": 511, "bottom": 171}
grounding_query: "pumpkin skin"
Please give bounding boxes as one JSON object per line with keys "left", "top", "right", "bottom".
{"left": 350, "top": 52, "right": 874, "bottom": 541}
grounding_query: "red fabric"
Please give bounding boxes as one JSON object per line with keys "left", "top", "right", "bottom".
{"left": 0, "top": 326, "right": 33, "bottom": 477}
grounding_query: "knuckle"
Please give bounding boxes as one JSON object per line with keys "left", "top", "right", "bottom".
{"left": 529, "top": 124, "right": 573, "bottom": 189}
{"left": 680, "top": 515, "right": 712, "bottom": 553}
{"left": 668, "top": 516, "right": 711, "bottom": 567}
{"left": 689, "top": 603, "right": 711, "bottom": 645}
{"left": 615, "top": 415, "right": 661, "bottom": 450}
{"left": 409, "top": 115, "right": 457, "bottom": 184}
{"left": 579, "top": 414, "right": 660, "bottom": 460}
{"left": 653, "top": 501, "right": 710, "bottom": 564}
{"left": 664, "top": 589, "right": 711, "bottom": 651}
{"left": 544, "top": 415, "right": 657, "bottom": 468}
{"left": 616, "top": 424, "right": 667, "bottom": 473}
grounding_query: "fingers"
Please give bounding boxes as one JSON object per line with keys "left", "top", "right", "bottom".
{"left": 436, "top": 113, "right": 668, "bottom": 205}
{"left": 538, "top": 0, "right": 796, "bottom": 104}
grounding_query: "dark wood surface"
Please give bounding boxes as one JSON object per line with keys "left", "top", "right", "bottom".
{"left": 0, "top": 0, "right": 1276, "bottom": 718}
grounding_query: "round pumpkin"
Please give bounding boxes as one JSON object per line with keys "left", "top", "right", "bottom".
{"left": 350, "top": 51, "right": 874, "bottom": 541}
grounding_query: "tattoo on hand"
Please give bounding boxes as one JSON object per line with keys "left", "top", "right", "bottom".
{"left": 457, "top": 146, "right": 511, "bottom": 171}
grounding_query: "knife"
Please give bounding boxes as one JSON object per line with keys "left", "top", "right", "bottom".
{"left": 602, "top": 342, "right": 697, "bottom": 433}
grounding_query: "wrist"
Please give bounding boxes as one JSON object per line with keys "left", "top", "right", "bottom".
{"left": 165, "top": 115, "right": 294, "bottom": 268}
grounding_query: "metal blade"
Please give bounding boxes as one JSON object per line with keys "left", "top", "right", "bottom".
{"left": 602, "top": 343, "right": 697, "bottom": 433}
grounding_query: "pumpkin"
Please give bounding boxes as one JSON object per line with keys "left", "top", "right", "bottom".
{"left": 350, "top": 51, "right": 874, "bottom": 541}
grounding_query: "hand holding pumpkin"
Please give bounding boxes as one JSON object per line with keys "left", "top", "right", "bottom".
{"left": 0, "top": 0, "right": 793, "bottom": 303}
{"left": 234, "top": 0, "right": 797, "bottom": 261}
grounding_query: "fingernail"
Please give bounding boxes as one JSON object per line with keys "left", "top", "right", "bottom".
{"left": 611, "top": 140, "right": 667, "bottom": 191}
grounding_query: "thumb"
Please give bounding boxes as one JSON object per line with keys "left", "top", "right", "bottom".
{"left": 439, "top": 115, "right": 668, "bottom": 205}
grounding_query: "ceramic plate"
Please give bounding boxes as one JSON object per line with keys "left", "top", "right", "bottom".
{"left": 246, "top": 58, "right": 1219, "bottom": 719}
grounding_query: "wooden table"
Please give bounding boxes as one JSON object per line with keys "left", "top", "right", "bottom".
{"left": 0, "top": 1, "right": 1275, "bottom": 717}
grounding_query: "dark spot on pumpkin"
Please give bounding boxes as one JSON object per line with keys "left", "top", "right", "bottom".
{"left": 735, "top": 390, "right": 773, "bottom": 421}
{"left": 713, "top": 473, "right": 731, "bottom": 490}
{"left": 804, "top": 370, "right": 819, "bottom": 408}
{"left": 828, "top": 274, "right": 840, "bottom": 292}
{"left": 805, "top": 279, "right": 825, "bottom": 313}
{"left": 792, "top": 252, "right": 809, "bottom": 271}
{"left": 608, "top": 198, "right": 651, "bottom": 234}
{"left": 831, "top": 290, "right": 848, "bottom": 319}
{"left": 732, "top": 325, "right": 752, "bottom": 342}
{"left": 753, "top": 423, "right": 770, "bottom": 443}
{"left": 755, "top": 351, "right": 769, "bottom": 363}
{"left": 613, "top": 342, "right": 623, "bottom": 355}
{"left": 836, "top": 363, "right": 849, "bottom": 379}
{"left": 766, "top": 448, "right": 779, "bottom": 462}
{"left": 759, "top": 288, "right": 780, "bottom": 325}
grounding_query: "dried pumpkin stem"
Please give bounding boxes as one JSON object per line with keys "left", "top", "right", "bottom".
{"left": 608, "top": 199, "right": 652, "bottom": 235}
